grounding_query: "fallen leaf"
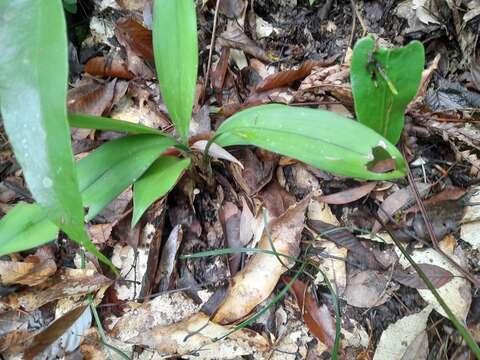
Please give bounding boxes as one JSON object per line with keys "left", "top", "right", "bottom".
{"left": 211, "top": 47, "right": 230, "bottom": 93}
{"left": 218, "top": 21, "right": 271, "bottom": 63}
{"left": 315, "top": 182, "right": 377, "bottom": 205}
{"left": 396, "top": 236, "right": 472, "bottom": 321}
{"left": 87, "top": 223, "right": 113, "bottom": 244}
{"left": 24, "top": 306, "right": 91, "bottom": 360}
{"left": 372, "top": 183, "right": 431, "bottom": 233}
{"left": 373, "top": 305, "right": 432, "bottom": 360}
{"left": 156, "top": 224, "right": 183, "bottom": 291}
{"left": 0, "top": 247, "right": 56, "bottom": 286}
{"left": 219, "top": 202, "right": 242, "bottom": 275}
{"left": 392, "top": 263, "right": 453, "bottom": 289}
{"left": 258, "top": 180, "right": 295, "bottom": 218}
{"left": 67, "top": 78, "right": 117, "bottom": 116}
{"left": 284, "top": 277, "right": 336, "bottom": 349}
{"left": 213, "top": 196, "right": 310, "bottom": 324}
{"left": 11, "top": 269, "right": 111, "bottom": 312}
{"left": 115, "top": 18, "right": 153, "bottom": 61}
{"left": 129, "top": 312, "right": 268, "bottom": 358}
{"left": 344, "top": 270, "right": 396, "bottom": 307}
{"left": 255, "top": 59, "right": 335, "bottom": 93}
{"left": 84, "top": 56, "right": 134, "bottom": 80}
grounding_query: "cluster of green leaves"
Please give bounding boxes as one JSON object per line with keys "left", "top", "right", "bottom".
{"left": 0, "top": 0, "right": 411, "bottom": 270}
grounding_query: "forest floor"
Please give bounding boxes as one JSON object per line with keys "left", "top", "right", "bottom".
{"left": 1, "top": 0, "right": 480, "bottom": 359}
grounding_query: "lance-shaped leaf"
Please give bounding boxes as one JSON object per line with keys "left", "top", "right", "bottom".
{"left": 0, "top": 203, "right": 58, "bottom": 257}
{"left": 152, "top": 0, "right": 198, "bottom": 144}
{"left": 0, "top": 0, "right": 111, "bottom": 267}
{"left": 132, "top": 156, "right": 190, "bottom": 227}
{"left": 213, "top": 104, "right": 406, "bottom": 180}
{"left": 78, "top": 135, "right": 178, "bottom": 220}
{"left": 68, "top": 113, "right": 166, "bottom": 135}
{"left": 350, "top": 36, "right": 424, "bottom": 144}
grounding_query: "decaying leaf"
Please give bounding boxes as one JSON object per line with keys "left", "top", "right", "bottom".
{"left": 156, "top": 224, "right": 183, "bottom": 291}
{"left": 373, "top": 305, "right": 432, "bottom": 360}
{"left": 213, "top": 196, "right": 310, "bottom": 324}
{"left": 85, "top": 56, "right": 134, "bottom": 80}
{"left": 128, "top": 312, "right": 269, "bottom": 358}
{"left": 24, "top": 306, "right": 91, "bottom": 360}
{"left": 460, "top": 185, "right": 480, "bottom": 249}
{"left": 284, "top": 277, "right": 336, "bottom": 349}
{"left": 0, "top": 247, "right": 56, "bottom": 286}
{"left": 11, "top": 268, "right": 111, "bottom": 312}
{"left": 397, "top": 236, "right": 472, "bottom": 321}
{"left": 392, "top": 263, "right": 453, "bottom": 289}
{"left": 315, "top": 182, "right": 377, "bottom": 205}
{"left": 344, "top": 270, "right": 397, "bottom": 307}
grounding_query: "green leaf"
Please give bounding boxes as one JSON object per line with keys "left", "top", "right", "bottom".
{"left": 350, "top": 36, "right": 425, "bottom": 144}
{"left": 69, "top": 113, "right": 167, "bottom": 136}
{"left": 213, "top": 104, "right": 406, "bottom": 180}
{"left": 0, "top": 0, "right": 112, "bottom": 269}
{"left": 78, "top": 135, "right": 177, "bottom": 220}
{"left": 152, "top": 0, "right": 198, "bottom": 144}
{"left": 309, "top": 0, "right": 316, "bottom": 5}
{"left": 63, "top": 0, "right": 77, "bottom": 13}
{"left": 0, "top": 203, "right": 58, "bottom": 257}
{"left": 132, "top": 156, "right": 190, "bottom": 227}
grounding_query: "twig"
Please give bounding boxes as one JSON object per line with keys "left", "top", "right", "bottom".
{"left": 350, "top": 0, "right": 368, "bottom": 36}
{"left": 204, "top": 0, "right": 221, "bottom": 94}
{"left": 402, "top": 147, "right": 480, "bottom": 287}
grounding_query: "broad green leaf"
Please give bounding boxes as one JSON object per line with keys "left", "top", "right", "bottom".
{"left": 153, "top": 0, "right": 198, "bottom": 144}
{"left": 309, "top": 0, "right": 316, "bottom": 5}
{"left": 132, "top": 156, "right": 190, "bottom": 227}
{"left": 213, "top": 104, "right": 406, "bottom": 180}
{"left": 78, "top": 135, "right": 177, "bottom": 220}
{"left": 0, "top": 203, "right": 58, "bottom": 257}
{"left": 68, "top": 114, "right": 167, "bottom": 136}
{"left": 350, "top": 36, "right": 424, "bottom": 144}
{"left": 0, "top": 0, "right": 112, "bottom": 269}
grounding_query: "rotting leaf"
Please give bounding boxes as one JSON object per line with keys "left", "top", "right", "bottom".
{"left": 255, "top": 59, "right": 335, "bottom": 93}
{"left": 67, "top": 79, "right": 117, "bottom": 116}
{"left": 315, "top": 182, "right": 377, "bottom": 205}
{"left": 157, "top": 225, "right": 183, "bottom": 292}
{"left": 392, "top": 263, "right": 453, "bottom": 289}
{"left": 116, "top": 18, "right": 154, "bottom": 61}
{"left": 213, "top": 196, "right": 310, "bottom": 324}
{"left": 12, "top": 269, "right": 111, "bottom": 312}
{"left": 283, "top": 277, "right": 336, "bottom": 349}
{"left": 128, "top": 312, "right": 269, "bottom": 358}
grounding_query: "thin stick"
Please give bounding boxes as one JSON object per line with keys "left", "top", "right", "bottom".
{"left": 204, "top": 0, "right": 221, "bottom": 93}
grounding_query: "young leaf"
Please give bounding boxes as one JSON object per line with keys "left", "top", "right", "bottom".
{"left": 132, "top": 156, "right": 190, "bottom": 227}
{"left": 68, "top": 114, "right": 166, "bottom": 135}
{"left": 0, "top": 203, "right": 58, "bottom": 257}
{"left": 78, "top": 135, "right": 178, "bottom": 220}
{"left": 0, "top": 0, "right": 111, "bottom": 268}
{"left": 213, "top": 104, "right": 406, "bottom": 180}
{"left": 152, "top": 0, "right": 198, "bottom": 144}
{"left": 350, "top": 36, "right": 425, "bottom": 144}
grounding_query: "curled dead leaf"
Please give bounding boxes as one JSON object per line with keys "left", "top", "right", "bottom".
{"left": 213, "top": 196, "right": 310, "bottom": 324}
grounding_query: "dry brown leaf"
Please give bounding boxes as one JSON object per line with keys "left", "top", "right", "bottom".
{"left": 315, "top": 182, "right": 377, "bottom": 205}
{"left": 284, "top": 277, "right": 336, "bottom": 349}
{"left": 218, "top": 21, "right": 271, "bottom": 63}
{"left": 0, "top": 247, "right": 56, "bottom": 286}
{"left": 213, "top": 196, "right": 310, "bottom": 324}
{"left": 67, "top": 79, "right": 117, "bottom": 116}
{"left": 255, "top": 59, "right": 334, "bottom": 93}
{"left": 85, "top": 56, "right": 134, "bottom": 80}
{"left": 87, "top": 223, "right": 113, "bottom": 245}
{"left": 129, "top": 312, "right": 269, "bottom": 358}
{"left": 156, "top": 224, "right": 183, "bottom": 292}
{"left": 115, "top": 18, "right": 153, "bottom": 61}
{"left": 219, "top": 202, "right": 242, "bottom": 275}
{"left": 344, "top": 270, "right": 396, "bottom": 308}
{"left": 11, "top": 269, "right": 111, "bottom": 312}
{"left": 392, "top": 263, "right": 453, "bottom": 289}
